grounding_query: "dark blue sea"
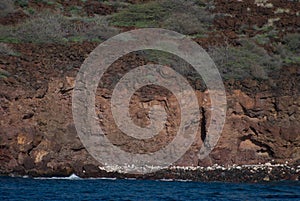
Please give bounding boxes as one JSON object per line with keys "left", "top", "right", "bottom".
{"left": 0, "top": 175, "right": 299, "bottom": 201}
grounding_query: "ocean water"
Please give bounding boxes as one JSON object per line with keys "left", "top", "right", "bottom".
{"left": 0, "top": 175, "right": 299, "bottom": 201}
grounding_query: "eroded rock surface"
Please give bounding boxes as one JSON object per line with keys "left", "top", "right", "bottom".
{"left": 0, "top": 42, "right": 299, "bottom": 181}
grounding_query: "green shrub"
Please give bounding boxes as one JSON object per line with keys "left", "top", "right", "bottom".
{"left": 103, "top": 1, "right": 131, "bottom": 11}
{"left": 14, "top": 0, "right": 29, "bottom": 8}
{"left": 0, "top": 68, "right": 11, "bottom": 79}
{"left": 208, "top": 40, "right": 281, "bottom": 80}
{"left": 0, "top": 25, "right": 19, "bottom": 43}
{"left": 111, "top": 0, "right": 213, "bottom": 35}
{"left": 0, "top": 12, "right": 120, "bottom": 43}
{"left": 73, "top": 15, "right": 120, "bottom": 41}
{"left": 275, "top": 33, "right": 300, "bottom": 65}
{"left": 161, "top": 11, "right": 212, "bottom": 35}
{"left": 138, "top": 40, "right": 281, "bottom": 82}
{"left": 138, "top": 49, "right": 193, "bottom": 75}
{"left": 0, "top": 0, "right": 15, "bottom": 17}
{"left": 161, "top": 1, "right": 213, "bottom": 35}
{"left": 282, "top": 33, "right": 300, "bottom": 54}
{"left": 12, "top": 12, "right": 71, "bottom": 43}
{"left": 252, "top": 28, "right": 278, "bottom": 45}
{"left": 137, "top": 49, "right": 205, "bottom": 90}
{"left": 252, "top": 34, "right": 270, "bottom": 45}
{"left": 0, "top": 43, "right": 20, "bottom": 56}
{"left": 111, "top": 1, "right": 169, "bottom": 28}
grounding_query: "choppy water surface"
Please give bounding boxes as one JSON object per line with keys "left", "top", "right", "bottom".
{"left": 0, "top": 175, "right": 299, "bottom": 200}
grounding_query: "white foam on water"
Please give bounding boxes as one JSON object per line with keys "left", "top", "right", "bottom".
{"left": 34, "top": 173, "right": 82, "bottom": 180}
{"left": 159, "top": 179, "right": 174, "bottom": 182}
{"left": 175, "top": 179, "right": 193, "bottom": 182}
{"left": 88, "top": 177, "right": 117, "bottom": 180}
{"left": 158, "top": 178, "right": 193, "bottom": 182}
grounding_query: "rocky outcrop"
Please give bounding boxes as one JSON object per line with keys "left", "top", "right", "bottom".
{"left": 0, "top": 43, "right": 299, "bottom": 181}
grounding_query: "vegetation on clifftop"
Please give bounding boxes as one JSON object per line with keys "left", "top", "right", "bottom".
{"left": 0, "top": 0, "right": 299, "bottom": 80}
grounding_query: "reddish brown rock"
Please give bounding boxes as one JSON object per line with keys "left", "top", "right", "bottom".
{"left": 0, "top": 41, "right": 299, "bottom": 180}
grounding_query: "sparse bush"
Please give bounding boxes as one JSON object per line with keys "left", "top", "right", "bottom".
{"left": 208, "top": 40, "right": 281, "bottom": 80}
{"left": 252, "top": 28, "right": 278, "bottom": 45}
{"left": 14, "top": 12, "right": 71, "bottom": 43}
{"left": 0, "top": 0, "right": 15, "bottom": 17}
{"left": 104, "top": 1, "right": 131, "bottom": 11}
{"left": 14, "top": 0, "right": 29, "bottom": 8}
{"left": 282, "top": 33, "right": 300, "bottom": 54}
{"left": 139, "top": 49, "right": 193, "bottom": 75}
{"left": 138, "top": 40, "right": 280, "bottom": 82}
{"left": 252, "top": 34, "right": 270, "bottom": 45}
{"left": 137, "top": 49, "right": 205, "bottom": 89}
{"left": 111, "top": 1, "right": 169, "bottom": 28}
{"left": 0, "top": 12, "right": 120, "bottom": 43}
{"left": 111, "top": 0, "right": 213, "bottom": 35}
{"left": 0, "top": 43, "right": 19, "bottom": 56}
{"left": 0, "top": 68, "right": 11, "bottom": 78}
{"left": 0, "top": 25, "right": 18, "bottom": 43}
{"left": 73, "top": 15, "right": 120, "bottom": 41}
{"left": 275, "top": 33, "right": 300, "bottom": 65}
{"left": 161, "top": 10, "right": 212, "bottom": 35}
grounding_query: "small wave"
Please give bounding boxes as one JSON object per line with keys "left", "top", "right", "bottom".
{"left": 159, "top": 179, "right": 174, "bottom": 182}
{"left": 88, "top": 177, "right": 117, "bottom": 180}
{"left": 159, "top": 178, "right": 193, "bottom": 182}
{"left": 34, "top": 174, "right": 82, "bottom": 180}
{"left": 176, "top": 179, "right": 193, "bottom": 182}
{"left": 34, "top": 175, "right": 119, "bottom": 180}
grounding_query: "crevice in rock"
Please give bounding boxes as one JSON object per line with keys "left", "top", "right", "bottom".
{"left": 252, "top": 139, "right": 275, "bottom": 157}
{"left": 60, "top": 87, "right": 73, "bottom": 94}
{"left": 240, "top": 104, "right": 263, "bottom": 119}
{"left": 26, "top": 145, "right": 36, "bottom": 156}
{"left": 249, "top": 126, "right": 259, "bottom": 136}
{"left": 22, "top": 112, "right": 34, "bottom": 119}
{"left": 0, "top": 145, "right": 9, "bottom": 149}
{"left": 239, "top": 134, "right": 275, "bottom": 157}
{"left": 240, "top": 134, "right": 252, "bottom": 141}
{"left": 240, "top": 103, "right": 250, "bottom": 116}
{"left": 26, "top": 134, "right": 43, "bottom": 156}
{"left": 201, "top": 107, "right": 207, "bottom": 142}
{"left": 71, "top": 147, "right": 85, "bottom": 152}
{"left": 273, "top": 101, "right": 280, "bottom": 112}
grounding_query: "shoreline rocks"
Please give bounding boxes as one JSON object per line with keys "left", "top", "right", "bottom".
{"left": 3, "top": 163, "right": 299, "bottom": 183}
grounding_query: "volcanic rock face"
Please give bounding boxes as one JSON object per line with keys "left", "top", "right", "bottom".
{"left": 0, "top": 0, "right": 300, "bottom": 179}
{"left": 0, "top": 42, "right": 299, "bottom": 179}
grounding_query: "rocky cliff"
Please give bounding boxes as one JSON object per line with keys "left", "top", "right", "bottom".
{"left": 0, "top": 0, "right": 299, "bottom": 181}
{"left": 0, "top": 43, "right": 299, "bottom": 180}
